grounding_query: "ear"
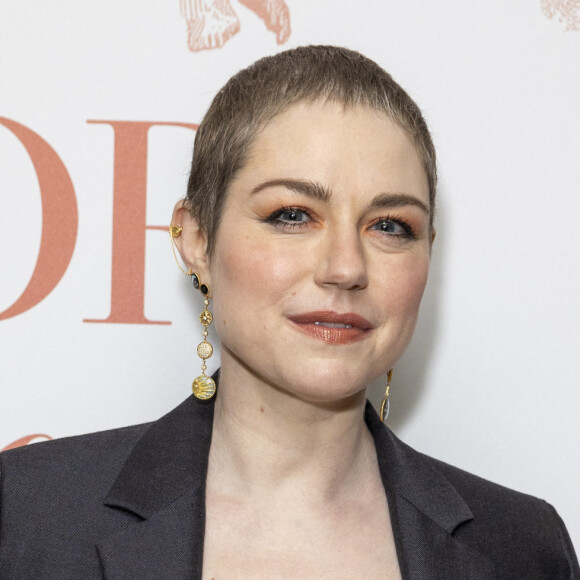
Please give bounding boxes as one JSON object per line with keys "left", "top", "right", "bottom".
{"left": 171, "top": 200, "right": 211, "bottom": 284}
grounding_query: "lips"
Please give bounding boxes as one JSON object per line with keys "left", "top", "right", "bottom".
{"left": 288, "top": 311, "right": 373, "bottom": 344}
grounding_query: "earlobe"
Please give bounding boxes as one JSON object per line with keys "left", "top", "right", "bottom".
{"left": 170, "top": 200, "right": 211, "bottom": 280}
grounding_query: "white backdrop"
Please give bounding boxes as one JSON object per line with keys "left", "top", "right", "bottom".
{"left": 1, "top": 0, "right": 579, "bottom": 548}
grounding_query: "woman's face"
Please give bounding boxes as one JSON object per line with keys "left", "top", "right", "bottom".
{"left": 208, "top": 100, "right": 432, "bottom": 403}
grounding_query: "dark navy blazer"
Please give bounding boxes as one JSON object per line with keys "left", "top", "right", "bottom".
{"left": 1, "top": 392, "right": 579, "bottom": 579}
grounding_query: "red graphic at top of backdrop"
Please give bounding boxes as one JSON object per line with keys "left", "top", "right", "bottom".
{"left": 541, "top": 0, "right": 580, "bottom": 30}
{"left": 180, "top": 0, "right": 291, "bottom": 52}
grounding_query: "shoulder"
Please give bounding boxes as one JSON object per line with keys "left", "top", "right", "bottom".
{"left": 0, "top": 423, "right": 151, "bottom": 577}
{"left": 0, "top": 422, "right": 151, "bottom": 517}
{"left": 368, "top": 403, "right": 579, "bottom": 577}
{"left": 422, "top": 451, "right": 538, "bottom": 505}
{"left": 419, "top": 451, "right": 580, "bottom": 577}
{"left": 423, "top": 450, "right": 557, "bottom": 526}
{"left": 0, "top": 422, "right": 149, "bottom": 490}
{"left": 385, "top": 424, "right": 562, "bottom": 526}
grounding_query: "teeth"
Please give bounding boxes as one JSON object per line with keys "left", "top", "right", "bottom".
{"left": 314, "top": 322, "right": 353, "bottom": 329}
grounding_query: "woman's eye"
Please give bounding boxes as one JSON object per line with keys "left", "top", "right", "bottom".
{"left": 278, "top": 209, "right": 310, "bottom": 223}
{"left": 267, "top": 207, "right": 312, "bottom": 228}
{"left": 370, "top": 219, "right": 413, "bottom": 238}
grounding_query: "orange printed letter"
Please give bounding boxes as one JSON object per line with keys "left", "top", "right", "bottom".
{"left": 0, "top": 118, "right": 78, "bottom": 321}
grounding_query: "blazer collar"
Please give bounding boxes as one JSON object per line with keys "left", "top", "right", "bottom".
{"left": 99, "top": 393, "right": 215, "bottom": 578}
{"left": 364, "top": 402, "right": 472, "bottom": 533}
{"left": 100, "top": 386, "right": 493, "bottom": 579}
{"left": 365, "top": 403, "right": 494, "bottom": 578}
{"left": 103, "top": 393, "right": 214, "bottom": 519}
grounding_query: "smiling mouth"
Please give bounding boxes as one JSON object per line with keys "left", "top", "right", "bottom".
{"left": 288, "top": 311, "right": 373, "bottom": 344}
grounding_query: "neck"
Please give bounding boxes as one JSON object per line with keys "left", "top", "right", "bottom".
{"left": 208, "top": 358, "right": 378, "bottom": 504}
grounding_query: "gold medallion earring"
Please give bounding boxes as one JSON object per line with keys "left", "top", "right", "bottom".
{"left": 169, "top": 224, "right": 216, "bottom": 401}
{"left": 380, "top": 369, "right": 393, "bottom": 422}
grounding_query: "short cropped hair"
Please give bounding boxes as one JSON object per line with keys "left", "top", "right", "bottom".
{"left": 185, "top": 45, "right": 437, "bottom": 256}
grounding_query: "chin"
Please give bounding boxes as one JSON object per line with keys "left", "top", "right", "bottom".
{"left": 268, "top": 360, "right": 380, "bottom": 404}
{"left": 220, "top": 341, "right": 388, "bottom": 405}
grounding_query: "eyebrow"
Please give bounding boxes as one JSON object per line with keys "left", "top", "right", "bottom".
{"left": 250, "top": 179, "right": 331, "bottom": 201}
{"left": 369, "top": 192, "right": 430, "bottom": 215}
{"left": 250, "top": 178, "right": 430, "bottom": 215}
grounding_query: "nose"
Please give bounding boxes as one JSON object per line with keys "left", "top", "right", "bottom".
{"left": 314, "top": 227, "right": 368, "bottom": 291}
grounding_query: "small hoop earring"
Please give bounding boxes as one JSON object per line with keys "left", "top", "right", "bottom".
{"left": 380, "top": 369, "right": 393, "bottom": 423}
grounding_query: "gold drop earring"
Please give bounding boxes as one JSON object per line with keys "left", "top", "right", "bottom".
{"left": 380, "top": 369, "right": 393, "bottom": 422}
{"left": 190, "top": 273, "right": 216, "bottom": 400}
{"left": 169, "top": 224, "right": 216, "bottom": 401}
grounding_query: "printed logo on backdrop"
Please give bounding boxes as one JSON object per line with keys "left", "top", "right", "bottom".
{"left": 541, "top": 0, "right": 580, "bottom": 30}
{"left": 180, "top": 0, "right": 291, "bottom": 51}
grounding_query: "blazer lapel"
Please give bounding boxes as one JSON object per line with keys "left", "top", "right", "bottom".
{"left": 97, "top": 486, "right": 204, "bottom": 579}
{"left": 388, "top": 493, "right": 494, "bottom": 579}
{"left": 365, "top": 403, "right": 495, "bottom": 579}
{"left": 97, "top": 394, "right": 215, "bottom": 580}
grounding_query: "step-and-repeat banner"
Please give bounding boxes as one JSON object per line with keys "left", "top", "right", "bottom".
{"left": 1, "top": 0, "right": 579, "bottom": 545}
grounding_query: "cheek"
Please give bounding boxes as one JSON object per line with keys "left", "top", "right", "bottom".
{"left": 210, "top": 231, "right": 306, "bottom": 333}
{"left": 378, "top": 255, "right": 430, "bottom": 317}
{"left": 220, "top": 236, "right": 302, "bottom": 290}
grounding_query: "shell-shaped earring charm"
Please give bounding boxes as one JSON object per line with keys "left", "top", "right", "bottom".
{"left": 192, "top": 374, "right": 216, "bottom": 400}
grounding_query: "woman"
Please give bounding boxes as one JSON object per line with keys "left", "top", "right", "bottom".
{"left": 0, "top": 46, "right": 578, "bottom": 579}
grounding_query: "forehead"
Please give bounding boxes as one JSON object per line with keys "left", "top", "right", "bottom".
{"left": 236, "top": 100, "right": 429, "bottom": 205}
